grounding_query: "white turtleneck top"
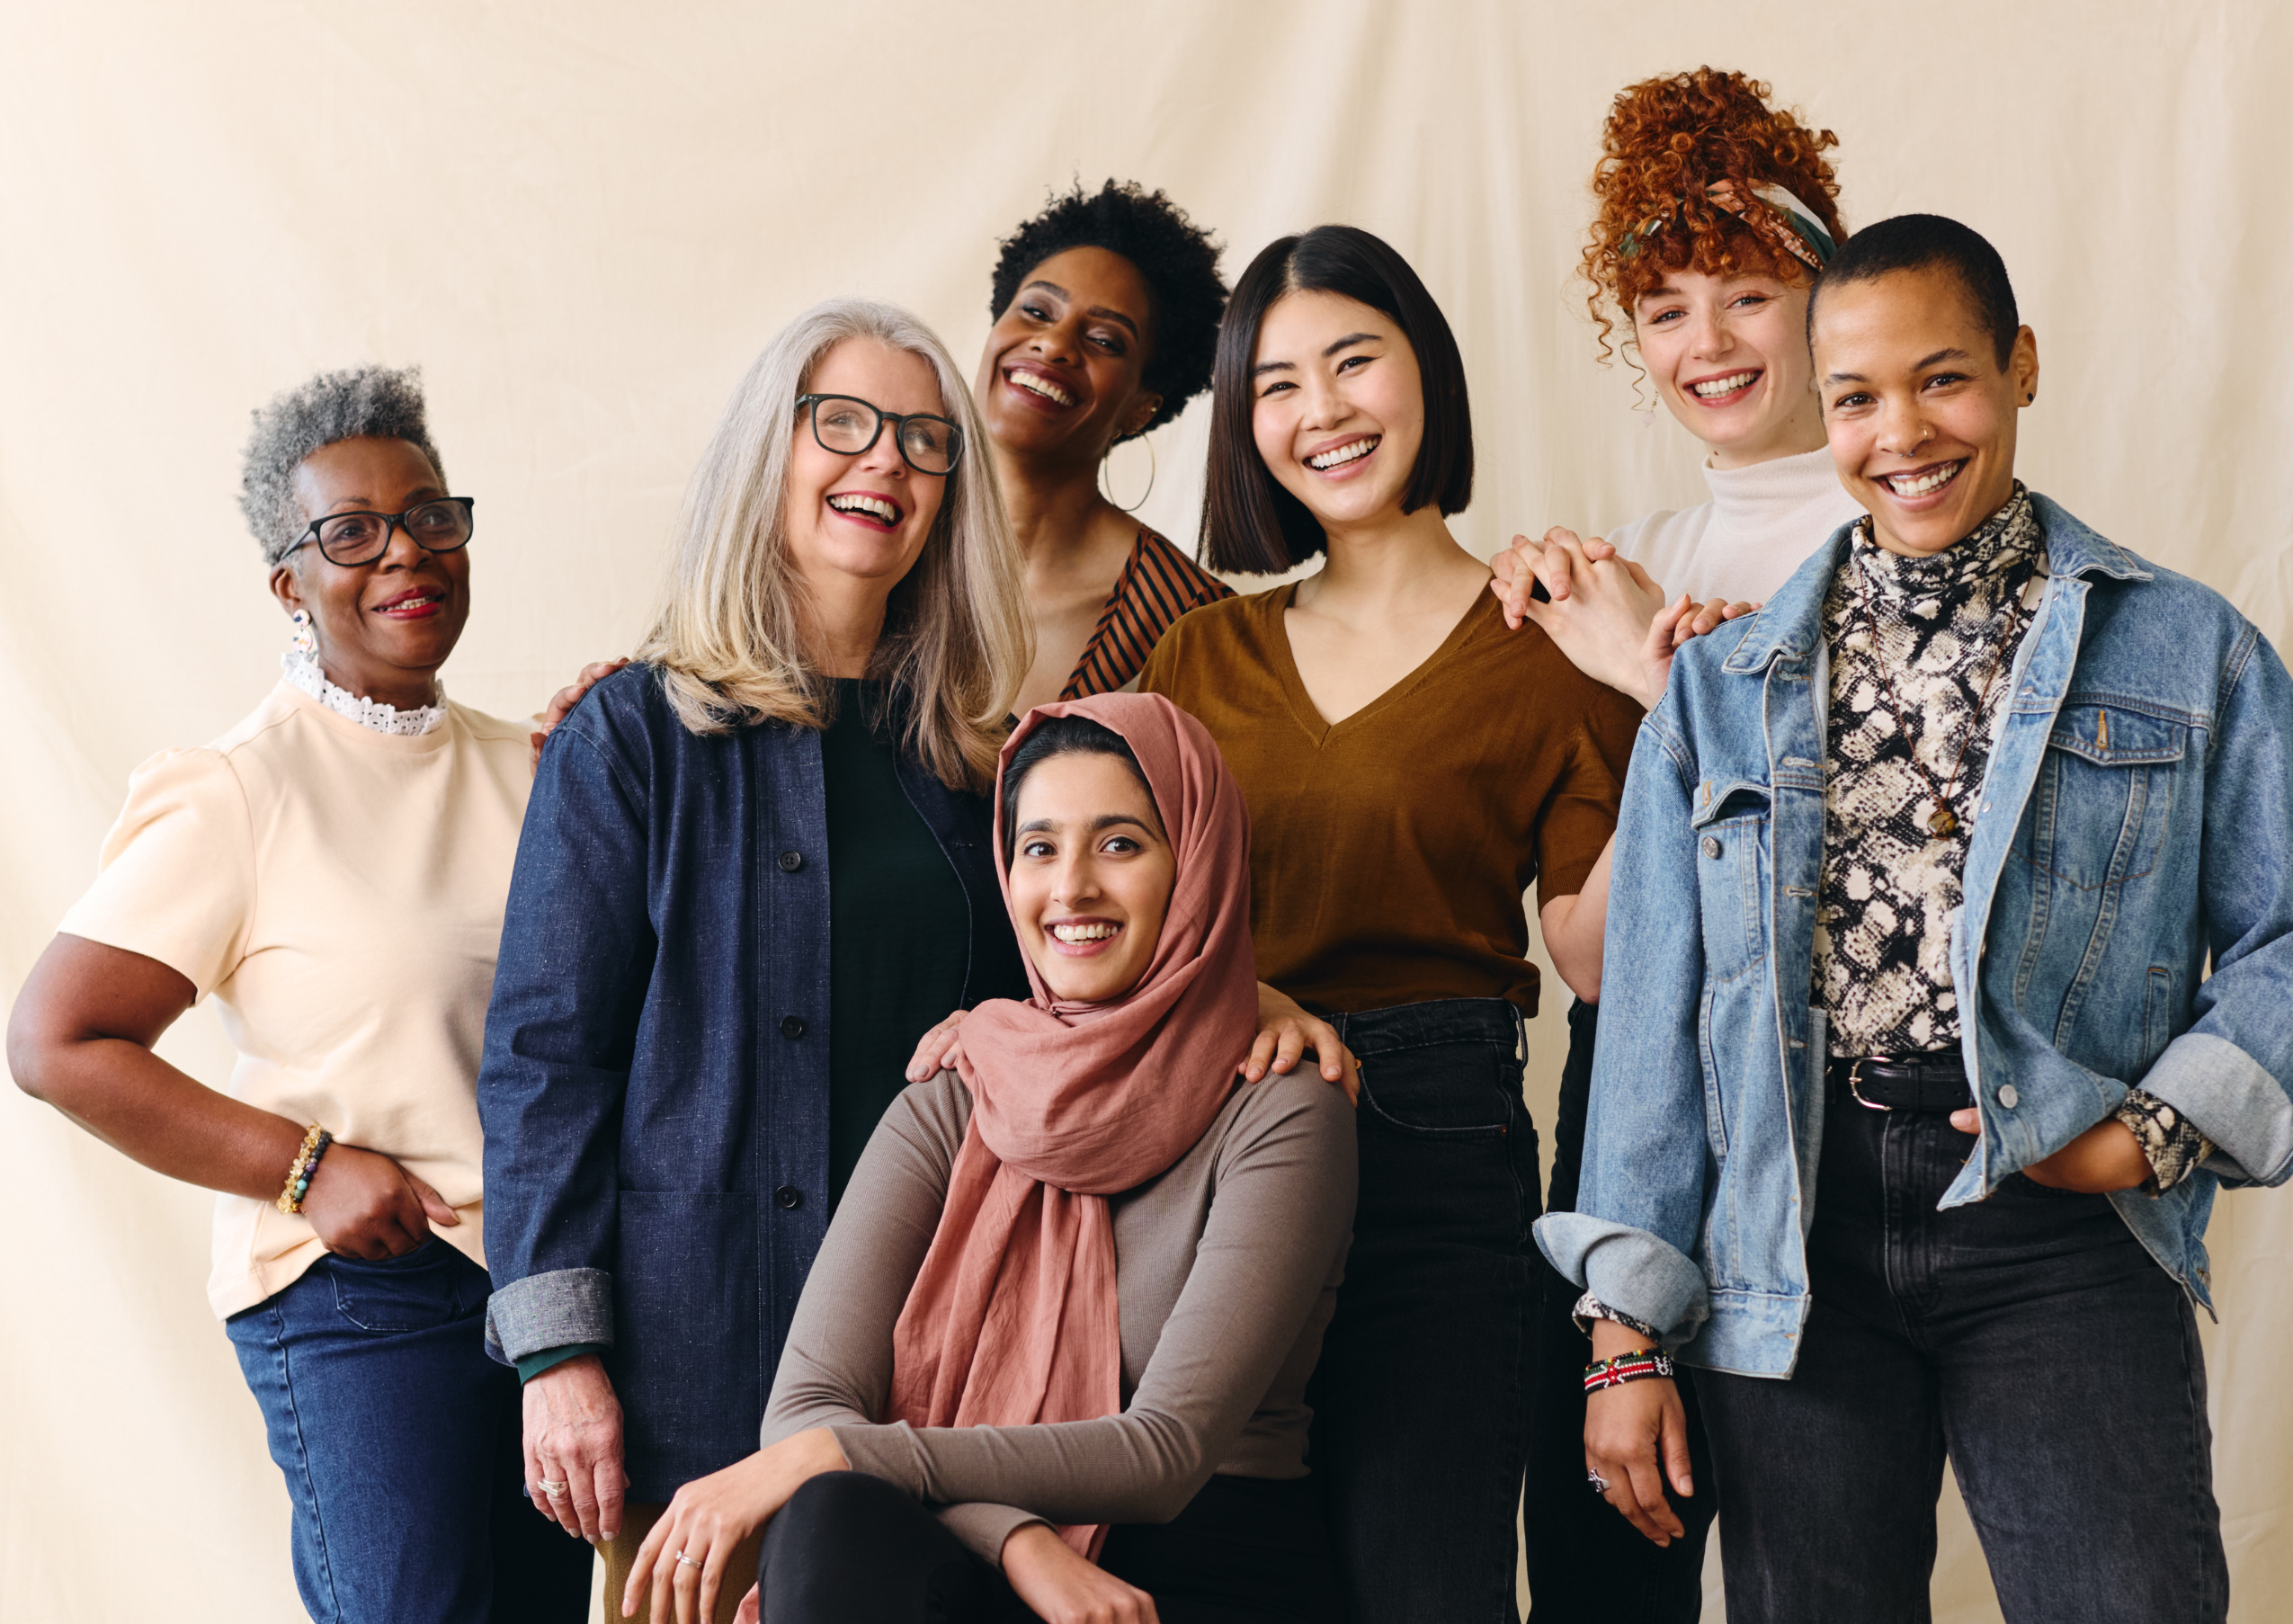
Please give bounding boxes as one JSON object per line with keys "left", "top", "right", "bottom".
{"left": 1604, "top": 444, "right": 1863, "bottom": 606}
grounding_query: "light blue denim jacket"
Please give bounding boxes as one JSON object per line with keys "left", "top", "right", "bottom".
{"left": 1536, "top": 494, "right": 2293, "bottom": 1378}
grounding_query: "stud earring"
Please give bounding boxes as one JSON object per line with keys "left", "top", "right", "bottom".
{"left": 290, "top": 610, "right": 317, "bottom": 655}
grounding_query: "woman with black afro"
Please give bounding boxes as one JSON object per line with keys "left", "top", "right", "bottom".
{"left": 973, "top": 179, "right": 1235, "bottom": 714}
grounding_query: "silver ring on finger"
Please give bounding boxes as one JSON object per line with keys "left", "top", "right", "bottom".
{"left": 538, "top": 1478, "right": 568, "bottom": 1498}
{"left": 1587, "top": 1468, "right": 1611, "bottom": 1495}
{"left": 674, "top": 1550, "right": 703, "bottom": 1570}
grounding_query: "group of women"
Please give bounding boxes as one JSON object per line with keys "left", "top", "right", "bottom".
{"left": 13, "top": 63, "right": 2198, "bottom": 1624}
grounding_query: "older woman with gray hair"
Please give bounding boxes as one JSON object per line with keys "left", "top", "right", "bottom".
{"left": 477, "top": 298, "right": 1036, "bottom": 1621}
{"left": 8, "top": 367, "right": 593, "bottom": 1621}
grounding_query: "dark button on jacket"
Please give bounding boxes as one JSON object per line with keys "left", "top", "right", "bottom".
{"left": 477, "top": 665, "right": 1025, "bottom": 1500}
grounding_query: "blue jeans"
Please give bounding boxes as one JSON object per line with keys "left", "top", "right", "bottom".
{"left": 1696, "top": 1079, "right": 2228, "bottom": 1623}
{"left": 224, "top": 1240, "right": 592, "bottom": 1624}
{"left": 1307, "top": 999, "right": 1541, "bottom": 1624}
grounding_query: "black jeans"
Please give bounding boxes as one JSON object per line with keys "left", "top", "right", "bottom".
{"left": 1523, "top": 997, "right": 1714, "bottom": 1620}
{"left": 1307, "top": 998, "right": 1542, "bottom": 1624}
{"left": 1698, "top": 1079, "right": 2228, "bottom": 1623}
{"left": 754, "top": 1471, "right": 1343, "bottom": 1622}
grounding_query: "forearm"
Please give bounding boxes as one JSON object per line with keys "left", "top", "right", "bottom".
{"left": 1540, "top": 837, "right": 1616, "bottom": 1004}
{"left": 32, "top": 1040, "right": 308, "bottom": 1199}
{"left": 832, "top": 1411, "right": 1209, "bottom": 1528}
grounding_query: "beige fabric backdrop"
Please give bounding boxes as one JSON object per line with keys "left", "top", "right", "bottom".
{"left": 4, "top": 3, "right": 2289, "bottom": 1619}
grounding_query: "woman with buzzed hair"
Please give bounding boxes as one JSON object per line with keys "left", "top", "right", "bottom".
{"left": 9, "top": 366, "right": 592, "bottom": 1621}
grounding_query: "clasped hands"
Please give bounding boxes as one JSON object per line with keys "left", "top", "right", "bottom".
{"left": 1487, "top": 528, "right": 1757, "bottom": 710}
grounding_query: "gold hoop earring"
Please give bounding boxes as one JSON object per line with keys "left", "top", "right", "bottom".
{"left": 1098, "top": 433, "right": 1156, "bottom": 513}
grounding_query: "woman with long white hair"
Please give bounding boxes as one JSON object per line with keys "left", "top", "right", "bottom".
{"left": 476, "top": 298, "right": 1036, "bottom": 1620}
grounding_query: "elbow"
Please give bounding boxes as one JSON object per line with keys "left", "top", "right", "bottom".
{"left": 5, "top": 1002, "right": 57, "bottom": 1104}
{"left": 1137, "top": 1475, "right": 1206, "bottom": 1526}
{"left": 1551, "top": 939, "right": 1602, "bottom": 1005}
{"left": 1133, "top": 1432, "right": 1215, "bottom": 1525}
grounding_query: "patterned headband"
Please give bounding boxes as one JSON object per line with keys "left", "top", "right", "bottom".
{"left": 1620, "top": 179, "right": 1838, "bottom": 272}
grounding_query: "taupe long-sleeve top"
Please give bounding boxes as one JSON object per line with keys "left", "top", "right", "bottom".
{"left": 761, "top": 1066, "right": 1357, "bottom": 1566}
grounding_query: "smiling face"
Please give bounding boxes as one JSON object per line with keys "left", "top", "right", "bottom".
{"left": 267, "top": 435, "right": 469, "bottom": 709}
{"left": 786, "top": 336, "right": 951, "bottom": 606}
{"left": 1007, "top": 749, "right": 1176, "bottom": 1004}
{"left": 1814, "top": 265, "right": 2039, "bottom": 558}
{"left": 1249, "top": 290, "right": 1423, "bottom": 531}
{"left": 1632, "top": 264, "right": 1822, "bottom": 467}
{"left": 975, "top": 245, "right": 1162, "bottom": 470}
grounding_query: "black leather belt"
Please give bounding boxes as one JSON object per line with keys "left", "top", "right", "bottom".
{"left": 1826, "top": 1052, "right": 1973, "bottom": 1112}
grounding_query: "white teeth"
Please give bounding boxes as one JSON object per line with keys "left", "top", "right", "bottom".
{"left": 1882, "top": 462, "right": 1964, "bottom": 498}
{"left": 386, "top": 595, "right": 436, "bottom": 609}
{"left": 1050, "top": 921, "right": 1118, "bottom": 942}
{"left": 1691, "top": 371, "right": 1758, "bottom": 397}
{"left": 1307, "top": 437, "right": 1378, "bottom": 470}
{"left": 828, "top": 494, "right": 900, "bottom": 523}
{"left": 1012, "top": 370, "right": 1074, "bottom": 406}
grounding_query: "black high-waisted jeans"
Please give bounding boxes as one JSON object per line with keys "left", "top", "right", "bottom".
{"left": 1523, "top": 996, "right": 1715, "bottom": 1620}
{"left": 754, "top": 1470, "right": 1343, "bottom": 1622}
{"left": 1307, "top": 997, "right": 1543, "bottom": 1624}
{"left": 1697, "top": 1075, "right": 2228, "bottom": 1623}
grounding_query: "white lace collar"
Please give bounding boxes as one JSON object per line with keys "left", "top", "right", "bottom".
{"left": 281, "top": 653, "right": 447, "bottom": 736}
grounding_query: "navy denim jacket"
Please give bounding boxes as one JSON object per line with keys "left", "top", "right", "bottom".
{"left": 1538, "top": 495, "right": 2293, "bottom": 1378}
{"left": 477, "top": 665, "right": 1025, "bottom": 1498}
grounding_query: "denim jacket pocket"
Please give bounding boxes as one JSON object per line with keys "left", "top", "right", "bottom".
{"left": 2013, "top": 703, "right": 2184, "bottom": 890}
{"left": 1690, "top": 781, "right": 1772, "bottom": 981}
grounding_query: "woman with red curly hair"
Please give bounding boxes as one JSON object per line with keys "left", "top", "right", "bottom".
{"left": 1497, "top": 68, "right": 1866, "bottom": 1621}
{"left": 1493, "top": 67, "right": 1860, "bottom": 708}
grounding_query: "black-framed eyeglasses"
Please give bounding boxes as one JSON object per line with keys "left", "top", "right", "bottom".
{"left": 797, "top": 394, "right": 963, "bottom": 476}
{"left": 285, "top": 497, "right": 477, "bottom": 567}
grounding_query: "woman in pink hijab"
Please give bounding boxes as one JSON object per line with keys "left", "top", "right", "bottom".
{"left": 619, "top": 692, "right": 1358, "bottom": 1624}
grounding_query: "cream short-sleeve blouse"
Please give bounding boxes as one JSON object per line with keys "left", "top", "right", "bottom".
{"left": 58, "top": 680, "right": 531, "bottom": 1317}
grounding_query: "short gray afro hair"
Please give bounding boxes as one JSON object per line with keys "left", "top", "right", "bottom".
{"left": 239, "top": 365, "right": 446, "bottom": 564}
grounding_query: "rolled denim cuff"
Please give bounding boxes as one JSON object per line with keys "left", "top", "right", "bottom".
{"left": 485, "top": 1268, "right": 615, "bottom": 1366}
{"left": 2137, "top": 1032, "right": 2293, "bottom": 1187}
{"left": 1534, "top": 1212, "right": 1709, "bottom": 1348}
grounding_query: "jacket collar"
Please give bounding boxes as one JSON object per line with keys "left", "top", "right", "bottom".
{"left": 1718, "top": 488, "right": 2150, "bottom": 676}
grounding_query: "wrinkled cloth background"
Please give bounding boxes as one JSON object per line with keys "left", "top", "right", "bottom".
{"left": 4, "top": 4, "right": 2288, "bottom": 1619}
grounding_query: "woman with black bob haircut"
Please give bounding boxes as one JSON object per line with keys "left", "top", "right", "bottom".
{"left": 973, "top": 179, "right": 1235, "bottom": 714}
{"left": 1140, "top": 227, "right": 1642, "bottom": 1621}
{"left": 912, "top": 185, "right": 1361, "bottom": 1119}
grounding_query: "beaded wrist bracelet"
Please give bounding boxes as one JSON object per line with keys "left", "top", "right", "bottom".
{"left": 276, "top": 1124, "right": 335, "bottom": 1216}
{"left": 1584, "top": 1347, "right": 1675, "bottom": 1394}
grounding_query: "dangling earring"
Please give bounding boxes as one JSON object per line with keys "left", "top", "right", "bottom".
{"left": 290, "top": 610, "right": 317, "bottom": 655}
{"left": 1098, "top": 434, "right": 1156, "bottom": 513}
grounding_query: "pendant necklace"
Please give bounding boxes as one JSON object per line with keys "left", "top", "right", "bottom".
{"left": 1851, "top": 555, "right": 2028, "bottom": 841}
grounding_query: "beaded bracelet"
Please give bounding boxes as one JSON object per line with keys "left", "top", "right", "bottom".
{"left": 276, "top": 1124, "right": 335, "bottom": 1215}
{"left": 1584, "top": 1346, "right": 1675, "bottom": 1394}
